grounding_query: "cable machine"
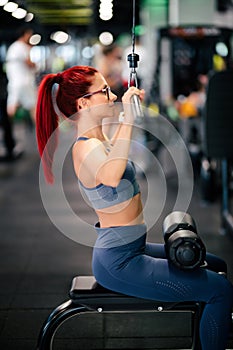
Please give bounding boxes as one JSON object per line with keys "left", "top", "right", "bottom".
{"left": 127, "top": 0, "right": 144, "bottom": 122}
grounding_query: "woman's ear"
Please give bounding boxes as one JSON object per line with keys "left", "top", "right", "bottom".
{"left": 76, "top": 97, "right": 89, "bottom": 111}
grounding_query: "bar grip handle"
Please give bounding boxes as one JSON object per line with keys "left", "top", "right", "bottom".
{"left": 131, "top": 94, "right": 144, "bottom": 123}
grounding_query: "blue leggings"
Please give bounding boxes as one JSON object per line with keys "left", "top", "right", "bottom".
{"left": 92, "top": 224, "right": 233, "bottom": 350}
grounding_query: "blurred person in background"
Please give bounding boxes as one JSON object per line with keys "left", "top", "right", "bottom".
{"left": 5, "top": 26, "right": 37, "bottom": 125}
{"left": 96, "top": 43, "right": 125, "bottom": 101}
{"left": 95, "top": 43, "right": 125, "bottom": 138}
{"left": 0, "top": 61, "right": 17, "bottom": 161}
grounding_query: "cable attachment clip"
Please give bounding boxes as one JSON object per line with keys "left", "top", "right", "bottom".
{"left": 127, "top": 52, "right": 140, "bottom": 69}
{"left": 127, "top": 53, "right": 144, "bottom": 122}
{"left": 127, "top": 53, "right": 140, "bottom": 87}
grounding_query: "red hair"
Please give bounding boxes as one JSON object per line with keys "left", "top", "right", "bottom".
{"left": 36, "top": 65, "right": 98, "bottom": 184}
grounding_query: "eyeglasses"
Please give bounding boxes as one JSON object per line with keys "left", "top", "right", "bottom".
{"left": 80, "top": 86, "right": 111, "bottom": 101}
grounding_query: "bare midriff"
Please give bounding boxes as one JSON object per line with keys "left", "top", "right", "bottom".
{"left": 95, "top": 193, "right": 144, "bottom": 228}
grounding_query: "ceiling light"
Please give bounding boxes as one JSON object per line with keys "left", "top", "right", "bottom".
{"left": 215, "top": 42, "right": 228, "bottom": 57}
{"left": 50, "top": 31, "right": 70, "bottom": 44}
{"left": 25, "top": 13, "right": 34, "bottom": 22}
{"left": 100, "top": 0, "right": 113, "bottom": 4}
{"left": 0, "top": 0, "right": 8, "bottom": 6}
{"left": 100, "top": 2, "right": 113, "bottom": 9}
{"left": 99, "top": 31, "right": 114, "bottom": 45}
{"left": 12, "top": 8, "right": 27, "bottom": 19}
{"left": 29, "top": 34, "right": 41, "bottom": 46}
{"left": 3, "top": 1, "right": 18, "bottom": 12}
{"left": 99, "top": 5, "right": 113, "bottom": 14}
{"left": 99, "top": 12, "right": 113, "bottom": 21}
{"left": 82, "top": 46, "right": 94, "bottom": 59}
{"left": 99, "top": 0, "right": 113, "bottom": 21}
{"left": 99, "top": 6, "right": 113, "bottom": 20}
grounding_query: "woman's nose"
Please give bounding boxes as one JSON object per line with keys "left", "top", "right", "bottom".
{"left": 110, "top": 91, "right": 117, "bottom": 102}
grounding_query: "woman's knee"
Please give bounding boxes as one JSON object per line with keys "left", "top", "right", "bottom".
{"left": 208, "top": 274, "right": 233, "bottom": 307}
{"left": 144, "top": 243, "right": 166, "bottom": 258}
{"left": 205, "top": 252, "right": 228, "bottom": 274}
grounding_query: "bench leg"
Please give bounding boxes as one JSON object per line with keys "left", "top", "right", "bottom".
{"left": 36, "top": 300, "right": 91, "bottom": 350}
{"left": 191, "top": 303, "right": 203, "bottom": 350}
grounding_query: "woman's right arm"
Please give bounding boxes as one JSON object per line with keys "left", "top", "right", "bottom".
{"left": 73, "top": 87, "right": 144, "bottom": 188}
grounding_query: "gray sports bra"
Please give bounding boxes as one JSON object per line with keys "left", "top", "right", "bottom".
{"left": 77, "top": 137, "right": 140, "bottom": 210}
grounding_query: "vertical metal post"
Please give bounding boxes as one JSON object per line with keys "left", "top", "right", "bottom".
{"left": 221, "top": 158, "right": 229, "bottom": 213}
{"left": 221, "top": 158, "right": 233, "bottom": 235}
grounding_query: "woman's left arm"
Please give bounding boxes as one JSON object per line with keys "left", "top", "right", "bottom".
{"left": 110, "top": 87, "right": 145, "bottom": 145}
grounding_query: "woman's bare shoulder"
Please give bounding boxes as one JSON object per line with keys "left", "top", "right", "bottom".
{"left": 72, "top": 138, "right": 105, "bottom": 161}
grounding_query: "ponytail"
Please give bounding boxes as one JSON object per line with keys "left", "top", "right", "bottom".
{"left": 36, "top": 74, "right": 59, "bottom": 184}
{"left": 36, "top": 66, "right": 98, "bottom": 184}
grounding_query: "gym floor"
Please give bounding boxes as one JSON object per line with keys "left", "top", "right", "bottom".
{"left": 0, "top": 122, "right": 232, "bottom": 350}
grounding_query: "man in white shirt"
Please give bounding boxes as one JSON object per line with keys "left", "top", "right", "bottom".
{"left": 6, "top": 26, "right": 37, "bottom": 123}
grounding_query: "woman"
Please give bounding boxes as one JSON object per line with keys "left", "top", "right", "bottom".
{"left": 36, "top": 65, "right": 233, "bottom": 350}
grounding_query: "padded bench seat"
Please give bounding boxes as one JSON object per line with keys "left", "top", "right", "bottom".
{"left": 37, "top": 275, "right": 204, "bottom": 350}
